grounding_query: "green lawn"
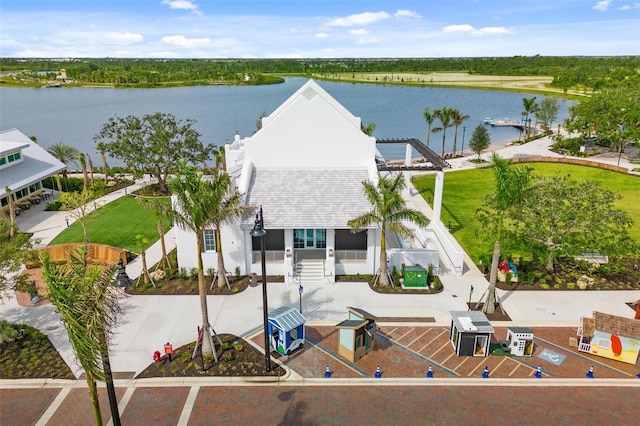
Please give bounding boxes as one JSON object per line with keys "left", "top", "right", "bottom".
{"left": 49, "top": 195, "right": 172, "bottom": 253}
{"left": 412, "top": 163, "right": 640, "bottom": 262}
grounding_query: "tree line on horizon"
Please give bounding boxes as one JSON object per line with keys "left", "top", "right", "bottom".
{"left": 1, "top": 56, "right": 637, "bottom": 92}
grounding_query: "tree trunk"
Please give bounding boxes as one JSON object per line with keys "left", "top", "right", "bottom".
{"left": 197, "top": 241, "right": 213, "bottom": 355}
{"left": 158, "top": 218, "right": 170, "bottom": 270}
{"left": 87, "top": 375, "right": 103, "bottom": 426}
{"left": 141, "top": 249, "right": 150, "bottom": 285}
{"left": 484, "top": 240, "right": 501, "bottom": 314}
{"left": 101, "top": 153, "right": 109, "bottom": 184}
{"left": 55, "top": 174, "right": 63, "bottom": 193}
{"left": 378, "top": 227, "right": 390, "bottom": 286}
{"left": 441, "top": 134, "right": 446, "bottom": 159}
{"left": 87, "top": 154, "right": 95, "bottom": 188}
{"left": 99, "top": 334, "right": 121, "bottom": 426}
{"left": 6, "top": 188, "right": 16, "bottom": 239}
{"left": 216, "top": 230, "right": 230, "bottom": 289}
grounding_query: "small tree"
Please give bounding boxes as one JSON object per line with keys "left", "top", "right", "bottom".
{"left": 348, "top": 173, "right": 429, "bottom": 286}
{"left": 47, "top": 142, "right": 79, "bottom": 191}
{"left": 535, "top": 97, "right": 560, "bottom": 129}
{"left": 432, "top": 107, "right": 455, "bottom": 159}
{"left": 135, "top": 234, "right": 153, "bottom": 286}
{"left": 423, "top": 107, "right": 436, "bottom": 148}
{"left": 136, "top": 196, "right": 172, "bottom": 270}
{"left": 468, "top": 125, "right": 491, "bottom": 160}
{"left": 96, "top": 142, "right": 110, "bottom": 184}
{"left": 451, "top": 109, "right": 470, "bottom": 157}
{"left": 522, "top": 96, "right": 538, "bottom": 139}
{"left": 58, "top": 190, "right": 100, "bottom": 243}
{"left": 361, "top": 121, "right": 376, "bottom": 136}
{"left": 42, "top": 248, "right": 122, "bottom": 426}
{"left": 0, "top": 218, "right": 33, "bottom": 300}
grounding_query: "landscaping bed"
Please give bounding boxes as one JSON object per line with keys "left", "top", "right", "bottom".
{"left": 135, "top": 333, "right": 285, "bottom": 378}
{"left": 125, "top": 274, "right": 284, "bottom": 296}
{"left": 493, "top": 257, "right": 640, "bottom": 291}
{"left": 0, "top": 322, "right": 75, "bottom": 380}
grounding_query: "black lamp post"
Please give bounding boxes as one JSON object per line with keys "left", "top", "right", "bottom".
{"left": 298, "top": 284, "right": 304, "bottom": 314}
{"left": 461, "top": 126, "right": 466, "bottom": 157}
{"left": 250, "top": 206, "right": 271, "bottom": 372}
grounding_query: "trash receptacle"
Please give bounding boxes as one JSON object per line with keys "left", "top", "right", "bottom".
{"left": 403, "top": 266, "right": 427, "bottom": 288}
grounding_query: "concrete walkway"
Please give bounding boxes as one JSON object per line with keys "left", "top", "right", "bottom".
{"left": 1, "top": 134, "right": 638, "bottom": 379}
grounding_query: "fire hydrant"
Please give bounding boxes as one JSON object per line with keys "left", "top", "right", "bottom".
{"left": 153, "top": 351, "right": 162, "bottom": 363}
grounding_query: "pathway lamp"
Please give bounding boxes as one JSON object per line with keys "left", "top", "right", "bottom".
{"left": 250, "top": 206, "right": 271, "bottom": 372}
{"left": 298, "top": 284, "right": 304, "bottom": 314}
{"left": 461, "top": 126, "right": 466, "bottom": 157}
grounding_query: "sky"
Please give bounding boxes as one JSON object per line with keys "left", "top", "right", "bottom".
{"left": 1, "top": 1, "right": 639, "bottom": 58}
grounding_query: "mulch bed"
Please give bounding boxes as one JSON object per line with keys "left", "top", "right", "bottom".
{"left": 135, "top": 333, "right": 285, "bottom": 378}
{"left": 466, "top": 303, "right": 512, "bottom": 322}
{"left": 125, "top": 275, "right": 284, "bottom": 296}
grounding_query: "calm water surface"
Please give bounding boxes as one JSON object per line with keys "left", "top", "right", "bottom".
{"left": 0, "top": 77, "right": 573, "bottom": 165}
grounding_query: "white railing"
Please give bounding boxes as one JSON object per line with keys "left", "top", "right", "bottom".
{"left": 335, "top": 250, "right": 367, "bottom": 263}
{"left": 578, "top": 342, "right": 591, "bottom": 353}
{"left": 251, "top": 250, "right": 285, "bottom": 263}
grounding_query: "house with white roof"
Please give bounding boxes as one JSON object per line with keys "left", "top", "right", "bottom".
{"left": 174, "top": 80, "right": 463, "bottom": 282}
{"left": 0, "top": 129, "right": 66, "bottom": 215}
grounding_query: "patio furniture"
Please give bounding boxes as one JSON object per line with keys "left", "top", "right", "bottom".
{"left": 20, "top": 201, "right": 31, "bottom": 210}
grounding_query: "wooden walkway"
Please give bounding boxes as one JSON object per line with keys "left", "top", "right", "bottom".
{"left": 376, "top": 138, "right": 451, "bottom": 171}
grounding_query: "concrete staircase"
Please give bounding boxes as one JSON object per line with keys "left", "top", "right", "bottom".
{"left": 295, "top": 259, "right": 327, "bottom": 284}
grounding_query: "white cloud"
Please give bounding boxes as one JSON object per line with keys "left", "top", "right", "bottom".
{"left": 102, "top": 32, "right": 143, "bottom": 45}
{"left": 326, "top": 11, "right": 390, "bottom": 27}
{"left": 161, "top": 0, "right": 198, "bottom": 11}
{"left": 593, "top": 0, "right": 612, "bottom": 11}
{"left": 315, "top": 32, "right": 329, "bottom": 39}
{"left": 443, "top": 24, "right": 513, "bottom": 36}
{"left": 161, "top": 35, "right": 212, "bottom": 48}
{"left": 350, "top": 29, "right": 370, "bottom": 36}
{"left": 619, "top": 2, "right": 640, "bottom": 10}
{"left": 443, "top": 24, "right": 475, "bottom": 33}
{"left": 394, "top": 10, "right": 421, "bottom": 19}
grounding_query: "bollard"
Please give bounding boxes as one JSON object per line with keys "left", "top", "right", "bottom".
{"left": 374, "top": 365, "right": 382, "bottom": 378}
{"left": 426, "top": 365, "right": 433, "bottom": 378}
{"left": 586, "top": 365, "right": 594, "bottom": 378}
{"left": 324, "top": 366, "right": 332, "bottom": 378}
{"left": 636, "top": 372, "right": 640, "bottom": 379}
{"left": 482, "top": 366, "right": 490, "bottom": 378}
{"left": 534, "top": 366, "right": 542, "bottom": 378}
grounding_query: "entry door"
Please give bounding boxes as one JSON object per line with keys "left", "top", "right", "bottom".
{"left": 294, "top": 229, "right": 326, "bottom": 249}
{"left": 474, "top": 335, "right": 488, "bottom": 356}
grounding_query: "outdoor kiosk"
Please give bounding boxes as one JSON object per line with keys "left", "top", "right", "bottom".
{"left": 336, "top": 307, "right": 377, "bottom": 363}
{"left": 268, "top": 306, "right": 306, "bottom": 355}
{"left": 450, "top": 311, "right": 495, "bottom": 357}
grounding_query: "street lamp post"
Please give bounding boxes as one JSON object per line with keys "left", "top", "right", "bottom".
{"left": 298, "top": 284, "right": 304, "bottom": 314}
{"left": 461, "top": 126, "right": 466, "bottom": 157}
{"left": 250, "top": 206, "right": 271, "bottom": 372}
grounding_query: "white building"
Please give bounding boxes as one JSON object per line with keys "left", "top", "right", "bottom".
{"left": 174, "top": 80, "right": 462, "bottom": 283}
{"left": 1, "top": 129, "right": 66, "bottom": 215}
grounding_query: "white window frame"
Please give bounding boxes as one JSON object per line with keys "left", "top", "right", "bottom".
{"left": 203, "top": 229, "right": 216, "bottom": 252}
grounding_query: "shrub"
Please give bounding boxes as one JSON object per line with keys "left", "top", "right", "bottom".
{"left": 235, "top": 266, "right": 241, "bottom": 280}
{"left": 189, "top": 268, "right": 198, "bottom": 280}
{"left": 505, "top": 272, "right": 513, "bottom": 285}
{"left": 432, "top": 277, "right": 442, "bottom": 290}
{"left": 540, "top": 283, "right": 550, "bottom": 289}
{"left": 206, "top": 267, "right": 215, "bottom": 277}
{"left": 45, "top": 200, "right": 62, "bottom": 211}
{"left": 222, "top": 352, "right": 234, "bottom": 362}
{"left": 567, "top": 282, "right": 576, "bottom": 290}
{"left": 553, "top": 284, "right": 562, "bottom": 289}
{"left": 220, "top": 342, "right": 231, "bottom": 350}
{"left": 232, "top": 341, "right": 244, "bottom": 352}
{"left": 179, "top": 267, "right": 188, "bottom": 279}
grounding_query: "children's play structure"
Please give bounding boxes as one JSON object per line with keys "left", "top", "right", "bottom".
{"left": 336, "top": 307, "right": 378, "bottom": 362}
{"left": 449, "top": 311, "right": 495, "bottom": 357}
{"left": 576, "top": 311, "right": 640, "bottom": 365}
{"left": 268, "top": 306, "right": 306, "bottom": 355}
{"left": 499, "top": 327, "right": 534, "bottom": 357}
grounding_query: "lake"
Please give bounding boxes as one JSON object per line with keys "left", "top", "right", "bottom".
{"left": 0, "top": 77, "right": 574, "bottom": 165}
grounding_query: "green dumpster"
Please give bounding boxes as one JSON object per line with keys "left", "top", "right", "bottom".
{"left": 403, "top": 265, "right": 427, "bottom": 287}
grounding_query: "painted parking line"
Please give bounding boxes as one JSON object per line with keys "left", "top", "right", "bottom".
{"left": 416, "top": 329, "right": 449, "bottom": 353}
{"left": 395, "top": 327, "right": 416, "bottom": 343}
{"left": 376, "top": 333, "right": 459, "bottom": 377}
{"left": 430, "top": 341, "right": 452, "bottom": 358}
{"left": 534, "top": 336, "right": 633, "bottom": 377}
{"left": 509, "top": 362, "right": 521, "bottom": 377}
{"left": 406, "top": 329, "right": 432, "bottom": 348}
{"left": 304, "top": 337, "right": 368, "bottom": 376}
{"left": 452, "top": 357, "right": 469, "bottom": 372}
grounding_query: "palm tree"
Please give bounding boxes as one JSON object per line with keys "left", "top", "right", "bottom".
{"left": 47, "top": 142, "right": 79, "bottom": 191}
{"left": 167, "top": 163, "right": 222, "bottom": 355}
{"left": 348, "top": 173, "right": 429, "bottom": 286}
{"left": 96, "top": 142, "right": 110, "bottom": 184}
{"left": 42, "top": 248, "right": 122, "bottom": 426}
{"left": 78, "top": 153, "right": 88, "bottom": 191}
{"left": 479, "top": 154, "right": 532, "bottom": 314}
{"left": 135, "top": 234, "right": 153, "bottom": 286}
{"left": 522, "top": 97, "right": 538, "bottom": 140}
{"left": 4, "top": 187, "right": 16, "bottom": 239}
{"left": 450, "top": 109, "right": 470, "bottom": 157}
{"left": 432, "top": 107, "right": 455, "bottom": 159}
{"left": 361, "top": 121, "right": 376, "bottom": 136}
{"left": 87, "top": 153, "right": 95, "bottom": 188}
{"left": 423, "top": 107, "right": 436, "bottom": 147}
{"left": 208, "top": 170, "right": 253, "bottom": 289}
{"left": 137, "top": 196, "right": 172, "bottom": 270}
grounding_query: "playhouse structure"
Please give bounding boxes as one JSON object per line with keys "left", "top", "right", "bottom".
{"left": 267, "top": 306, "right": 306, "bottom": 355}
{"left": 336, "top": 307, "right": 378, "bottom": 362}
{"left": 577, "top": 311, "right": 640, "bottom": 365}
{"left": 499, "top": 327, "right": 534, "bottom": 357}
{"left": 450, "top": 311, "right": 495, "bottom": 357}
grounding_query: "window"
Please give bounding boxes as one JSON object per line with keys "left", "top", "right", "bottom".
{"left": 294, "top": 228, "right": 326, "bottom": 249}
{"left": 7, "top": 152, "right": 21, "bottom": 163}
{"left": 294, "top": 229, "right": 305, "bottom": 248}
{"left": 0, "top": 157, "right": 6, "bottom": 165}
{"left": 203, "top": 230, "right": 216, "bottom": 252}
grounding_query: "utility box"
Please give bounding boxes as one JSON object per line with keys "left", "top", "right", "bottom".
{"left": 403, "top": 265, "right": 427, "bottom": 288}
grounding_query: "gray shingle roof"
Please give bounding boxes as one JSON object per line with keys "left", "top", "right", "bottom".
{"left": 450, "top": 311, "right": 495, "bottom": 333}
{"left": 243, "top": 168, "right": 374, "bottom": 229}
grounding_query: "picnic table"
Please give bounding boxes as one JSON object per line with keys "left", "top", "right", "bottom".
{"left": 20, "top": 201, "right": 31, "bottom": 210}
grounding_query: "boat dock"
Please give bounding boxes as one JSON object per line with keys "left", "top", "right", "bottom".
{"left": 483, "top": 117, "right": 527, "bottom": 130}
